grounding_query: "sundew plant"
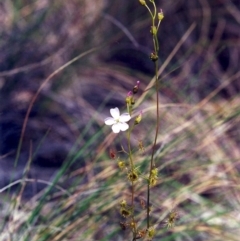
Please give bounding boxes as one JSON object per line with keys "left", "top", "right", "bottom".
{"left": 104, "top": 1, "right": 172, "bottom": 240}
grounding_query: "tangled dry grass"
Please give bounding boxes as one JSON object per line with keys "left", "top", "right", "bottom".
{"left": 0, "top": 0, "right": 240, "bottom": 240}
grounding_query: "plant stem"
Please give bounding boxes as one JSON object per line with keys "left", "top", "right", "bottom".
{"left": 147, "top": 60, "right": 159, "bottom": 228}
{"left": 147, "top": 14, "right": 160, "bottom": 227}
{"left": 127, "top": 128, "right": 134, "bottom": 205}
{"left": 127, "top": 126, "right": 137, "bottom": 237}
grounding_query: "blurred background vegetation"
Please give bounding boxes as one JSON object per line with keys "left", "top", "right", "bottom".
{"left": 0, "top": 0, "right": 240, "bottom": 240}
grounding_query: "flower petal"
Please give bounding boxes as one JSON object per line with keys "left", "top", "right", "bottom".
{"left": 119, "top": 122, "right": 129, "bottom": 131}
{"left": 105, "top": 117, "right": 116, "bottom": 125}
{"left": 112, "top": 123, "right": 120, "bottom": 133}
{"left": 119, "top": 113, "right": 131, "bottom": 122}
{"left": 110, "top": 107, "right": 120, "bottom": 119}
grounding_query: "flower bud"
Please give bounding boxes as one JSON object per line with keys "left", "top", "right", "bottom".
{"left": 126, "top": 91, "right": 135, "bottom": 106}
{"left": 150, "top": 52, "right": 158, "bottom": 62}
{"left": 139, "top": 0, "right": 146, "bottom": 6}
{"left": 149, "top": 176, "right": 157, "bottom": 187}
{"left": 120, "top": 207, "right": 132, "bottom": 218}
{"left": 138, "top": 140, "right": 145, "bottom": 152}
{"left": 158, "top": 9, "right": 164, "bottom": 21}
{"left": 150, "top": 26, "right": 157, "bottom": 35}
{"left": 120, "top": 200, "right": 127, "bottom": 207}
{"left": 147, "top": 227, "right": 156, "bottom": 238}
{"left": 133, "top": 81, "right": 140, "bottom": 94}
{"left": 151, "top": 167, "right": 158, "bottom": 177}
{"left": 109, "top": 149, "right": 117, "bottom": 159}
{"left": 118, "top": 160, "right": 125, "bottom": 170}
{"left": 134, "top": 111, "right": 142, "bottom": 125}
{"left": 125, "top": 91, "right": 132, "bottom": 105}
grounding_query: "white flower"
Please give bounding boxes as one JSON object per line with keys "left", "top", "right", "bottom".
{"left": 104, "top": 107, "right": 131, "bottom": 133}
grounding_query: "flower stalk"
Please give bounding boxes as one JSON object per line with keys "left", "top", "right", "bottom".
{"left": 104, "top": 1, "right": 164, "bottom": 239}
{"left": 141, "top": 1, "right": 164, "bottom": 231}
